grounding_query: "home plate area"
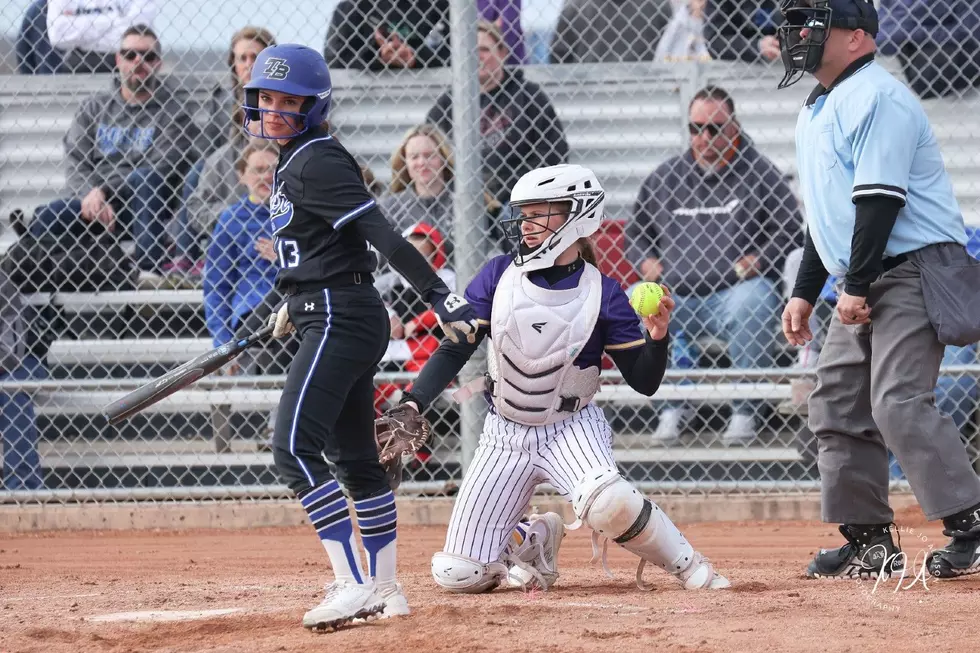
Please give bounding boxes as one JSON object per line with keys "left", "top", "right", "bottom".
{"left": 2, "top": 514, "right": 979, "bottom": 653}
{"left": 85, "top": 609, "right": 244, "bottom": 623}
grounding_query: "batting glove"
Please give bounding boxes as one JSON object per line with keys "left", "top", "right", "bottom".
{"left": 268, "top": 302, "right": 294, "bottom": 339}
{"left": 430, "top": 289, "right": 479, "bottom": 344}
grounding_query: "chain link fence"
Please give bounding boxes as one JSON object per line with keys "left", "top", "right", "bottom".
{"left": 0, "top": 0, "right": 978, "bottom": 505}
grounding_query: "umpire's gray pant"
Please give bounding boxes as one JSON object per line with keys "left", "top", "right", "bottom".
{"left": 809, "top": 260, "right": 980, "bottom": 523}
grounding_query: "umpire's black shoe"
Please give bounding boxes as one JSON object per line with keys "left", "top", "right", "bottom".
{"left": 806, "top": 524, "right": 904, "bottom": 579}
{"left": 927, "top": 504, "right": 980, "bottom": 579}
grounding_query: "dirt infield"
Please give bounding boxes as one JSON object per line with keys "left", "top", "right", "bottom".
{"left": 1, "top": 505, "right": 978, "bottom": 653}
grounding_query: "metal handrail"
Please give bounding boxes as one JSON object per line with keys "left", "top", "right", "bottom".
{"left": 0, "top": 480, "right": 915, "bottom": 505}
{"left": 3, "top": 365, "right": 979, "bottom": 392}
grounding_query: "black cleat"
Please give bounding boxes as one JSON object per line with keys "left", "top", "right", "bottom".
{"left": 806, "top": 524, "right": 905, "bottom": 579}
{"left": 927, "top": 505, "right": 980, "bottom": 579}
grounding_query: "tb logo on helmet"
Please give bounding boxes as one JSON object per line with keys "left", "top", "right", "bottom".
{"left": 242, "top": 44, "right": 333, "bottom": 140}
{"left": 263, "top": 57, "right": 290, "bottom": 80}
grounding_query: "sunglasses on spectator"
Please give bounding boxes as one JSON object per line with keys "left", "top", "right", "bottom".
{"left": 688, "top": 122, "right": 727, "bottom": 137}
{"left": 120, "top": 49, "right": 161, "bottom": 62}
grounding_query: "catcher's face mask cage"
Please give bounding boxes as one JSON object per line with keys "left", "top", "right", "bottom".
{"left": 776, "top": 0, "right": 880, "bottom": 90}
{"left": 502, "top": 193, "right": 604, "bottom": 270}
{"left": 777, "top": 0, "right": 832, "bottom": 90}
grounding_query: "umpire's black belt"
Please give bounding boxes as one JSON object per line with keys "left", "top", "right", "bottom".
{"left": 881, "top": 253, "right": 907, "bottom": 274}
{"left": 281, "top": 272, "right": 373, "bottom": 296}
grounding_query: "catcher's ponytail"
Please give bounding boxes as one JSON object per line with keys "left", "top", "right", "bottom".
{"left": 576, "top": 237, "right": 597, "bottom": 266}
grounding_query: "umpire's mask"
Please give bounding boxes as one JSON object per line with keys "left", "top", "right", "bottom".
{"left": 776, "top": 0, "right": 879, "bottom": 90}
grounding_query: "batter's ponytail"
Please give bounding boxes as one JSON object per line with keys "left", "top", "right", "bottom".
{"left": 576, "top": 237, "right": 598, "bottom": 266}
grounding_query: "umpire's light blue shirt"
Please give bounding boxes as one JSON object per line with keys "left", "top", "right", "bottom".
{"left": 795, "top": 55, "right": 967, "bottom": 278}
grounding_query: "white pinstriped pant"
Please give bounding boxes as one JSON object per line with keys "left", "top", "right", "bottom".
{"left": 444, "top": 403, "right": 616, "bottom": 564}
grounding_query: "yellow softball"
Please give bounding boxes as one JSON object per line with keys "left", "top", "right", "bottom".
{"left": 630, "top": 282, "right": 664, "bottom": 317}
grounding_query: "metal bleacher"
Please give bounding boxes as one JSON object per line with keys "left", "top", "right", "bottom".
{"left": 1, "top": 60, "right": 977, "bottom": 489}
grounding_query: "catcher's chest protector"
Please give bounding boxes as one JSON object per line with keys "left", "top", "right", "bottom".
{"left": 487, "top": 262, "right": 602, "bottom": 426}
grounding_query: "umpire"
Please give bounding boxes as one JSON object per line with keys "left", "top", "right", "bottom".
{"left": 779, "top": 0, "right": 980, "bottom": 580}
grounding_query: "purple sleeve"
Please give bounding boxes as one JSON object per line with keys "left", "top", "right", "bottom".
{"left": 600, "top": 277, "right": 646, "bottom": 351}
{"left": 464, "top": 255, "right": 510, "bottom": 324}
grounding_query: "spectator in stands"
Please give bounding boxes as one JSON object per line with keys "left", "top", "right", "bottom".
{"left": 381, "top": 124, "right": 456, "bottom": 237}
{"left": 324, "top": 0, "right": 451, "bottom": 70}
{"left": 877, "top": 0, "right": 980, "bottom": 99}
{"left": 47, "top": 0, "right": 158, "bottom": 74}
{"left": 0, "top": 263, "right": 47, "bottom": 491}
{"left": 479, "top": 0, "right": 526, "bottom": 65}
{"left": 549, "top": 0, "right": 672, "bottom": 63}
{"left": 381, "top": 123, "right": 508, "bottom": 254}
{"left": 168, "top": 26, "right": 277, "bottom": 285}
{"left": 25, "top": 25, "right": 199, "bottom": 286}
{"left": 16, "top": 0, "right": 64, "bottom": 74}
{"left": 704, "top": 0, "right": 782, "bottom": 63}
{"left": 202, "top": 139, "right": 278, "bottom": 353}
{"left": 426, "top": 20, "right": 569, "bottom": 207}
{"left": 655, "top": 0, "right": 711, "bottom": 62}
{"left": 626, "top": 85, "right": 802, "bottom": 443}
{"left": 203, "top": 139, "right": 281, "bottom": 452}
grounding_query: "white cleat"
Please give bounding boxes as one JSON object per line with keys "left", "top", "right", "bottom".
{"left": 302, "top": 580, "right": 385, "bottom": 632}
{"left": 677, "top": 552, "right": 731, "bottom": 590}
{"left": 507, "top": 512, "right": 566, "bottom": 590}
{"left": 377, "top": 582, "right": 411, "bottom": 618}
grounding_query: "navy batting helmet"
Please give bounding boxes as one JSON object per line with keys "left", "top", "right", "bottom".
{"left": 242, "top": 44, "right": 332, "bottom": 139}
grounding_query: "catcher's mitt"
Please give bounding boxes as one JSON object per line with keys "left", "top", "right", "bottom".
{"left": 375, "top": 403, "right": 432, "bottom": 489}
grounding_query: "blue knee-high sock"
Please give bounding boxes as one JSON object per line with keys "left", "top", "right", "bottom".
{"left": 354, "top": 490, "right": 397, "bottom": 585}
{"left": 299, "top": 480, "right": 365, "bottom": 585}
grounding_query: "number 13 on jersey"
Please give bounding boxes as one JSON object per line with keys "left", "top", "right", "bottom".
{"left": 275, "top": 238, "right": 300, "bottom": 269}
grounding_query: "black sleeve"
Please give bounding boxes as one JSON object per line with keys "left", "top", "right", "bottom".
{"left": 791, "top": 229, "right": 830, "bottom": 305}
{"left": 608, "top": 334, "right": 670, "bottom": 397}
{"left": 351, "top": 209, "right": 448, "bottom": 302}
{"left": 401, "top": 328, "right": 488, "bottom": 411}
{"left": 757, "top": 170, "right": 805, "bottom": 279}
{"left": 844, "top": 195, "right": 904, "bottom": 296}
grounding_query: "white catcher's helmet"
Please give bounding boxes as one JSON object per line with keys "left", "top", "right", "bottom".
{"left": 504, "top": 164, "right": 605, "bottom": 272}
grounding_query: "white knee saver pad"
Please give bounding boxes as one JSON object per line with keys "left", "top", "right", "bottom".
{"left": 430, "top": 552, "right": 508, "bottom": 593}
{"left": 572, "top": 467, "right": 695, "bottom": 574}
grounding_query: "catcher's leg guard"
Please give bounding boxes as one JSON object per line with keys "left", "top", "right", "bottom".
{"left": 431, "top": 552, "right": 509, "bottom": 593}
{"left": 572, "top": 467, "right": 730, "bottom": 590}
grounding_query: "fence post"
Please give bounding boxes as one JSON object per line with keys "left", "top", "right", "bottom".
{"left": 448, "top": 0, "right": 484, "bottom": 478}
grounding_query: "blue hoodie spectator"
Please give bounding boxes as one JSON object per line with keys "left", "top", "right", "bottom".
{"left": 203, "top": 196, "right": 277, "bottom": 348}
{"left": 877, "top": 0, "right": 980, "bottom": 56}
{"left": 877, "top": 0, "right": 980, "bottom": 99}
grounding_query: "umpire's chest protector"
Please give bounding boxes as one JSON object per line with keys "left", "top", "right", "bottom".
{"left": 486, "top": 262, "right": 603, "bottom": 426}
